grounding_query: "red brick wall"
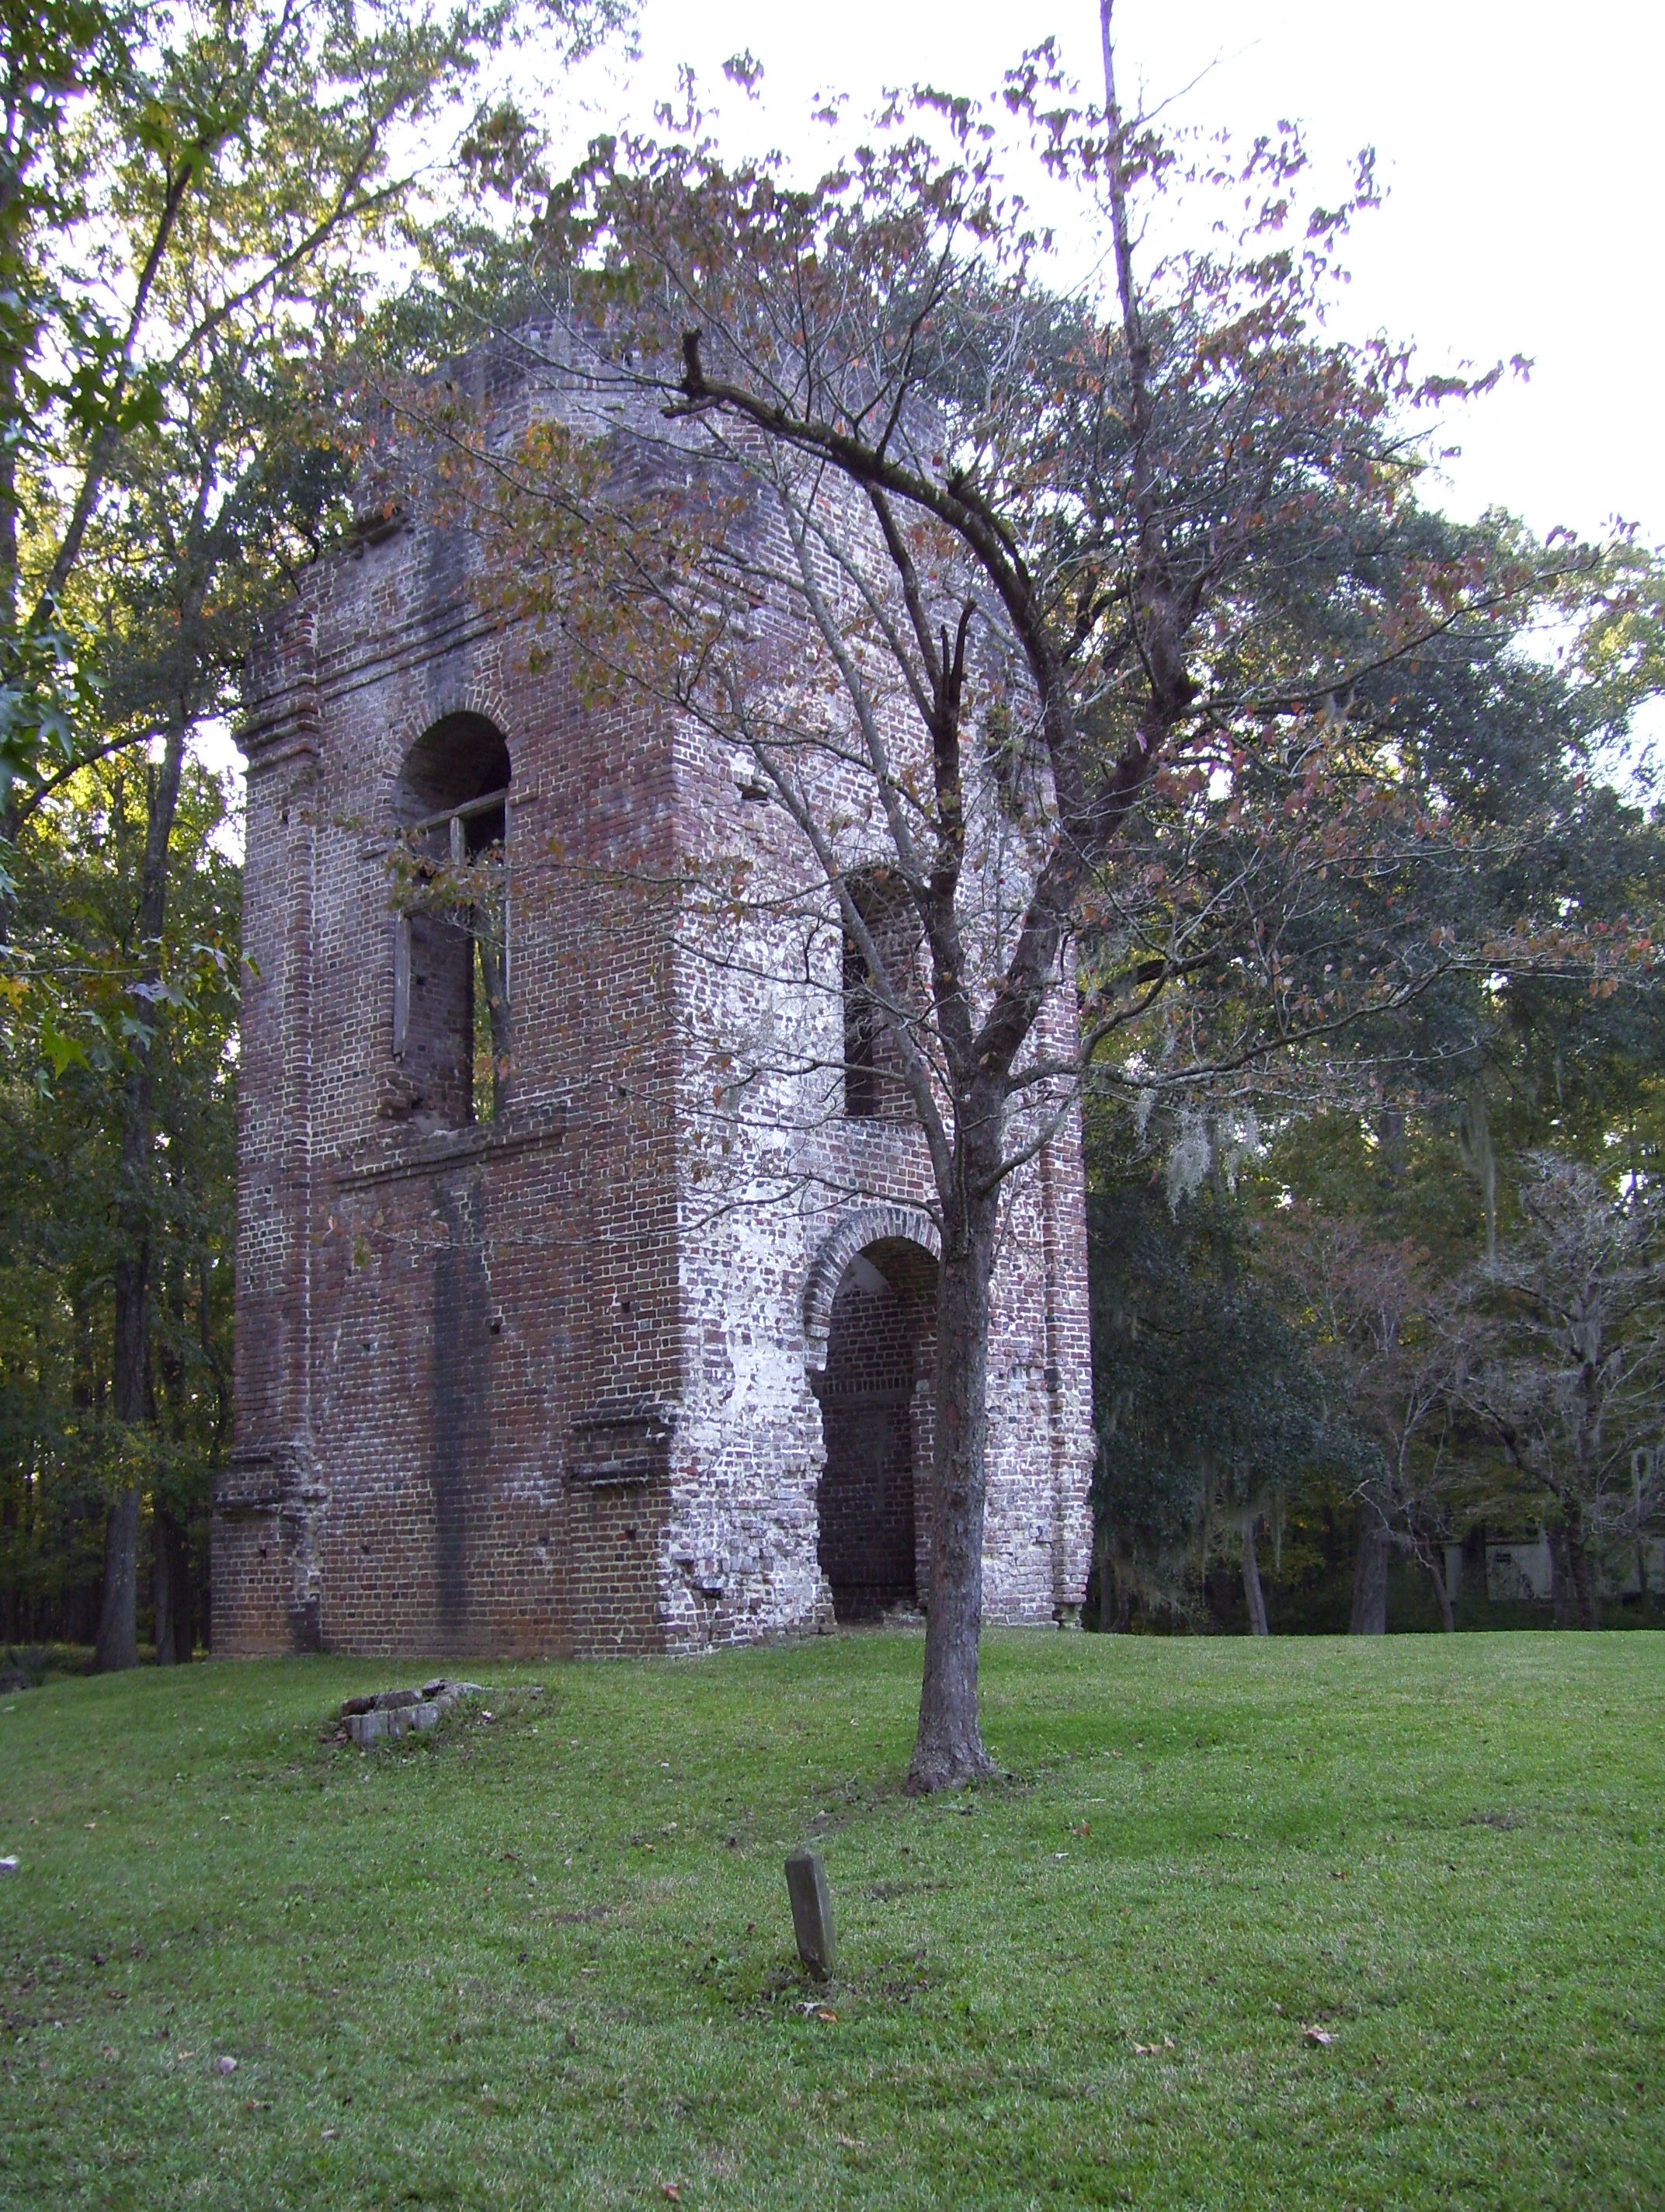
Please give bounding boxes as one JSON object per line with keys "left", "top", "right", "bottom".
{"left": 216, "top": 486, "right": 686, "bottom": 1657}
{"left": 216, "top": 349, "right": 1097, "bottom": 1660}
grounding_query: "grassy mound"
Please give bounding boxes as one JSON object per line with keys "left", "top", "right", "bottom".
{"left": 1, "top": 1630, "right": 1660, "bottom": 2209}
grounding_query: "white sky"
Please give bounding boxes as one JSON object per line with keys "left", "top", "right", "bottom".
{"left": 574, "top": 0, "right": 1663, "bottom": 547}
{"left": 201, "top": 0, "right": 1663, "bottom": 793}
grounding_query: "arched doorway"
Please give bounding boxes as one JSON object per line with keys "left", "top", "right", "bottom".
{"left": 814, "top": 1236, "right": 938, "bottom": 1622}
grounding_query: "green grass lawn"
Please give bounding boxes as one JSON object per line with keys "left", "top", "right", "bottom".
{"left": 1, "top": 1630, "right": 1660, "bottom": 2210}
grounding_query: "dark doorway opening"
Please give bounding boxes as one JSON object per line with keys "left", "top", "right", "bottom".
{"left": 814, "top": 1236, "right": 937, "bottom": 1622}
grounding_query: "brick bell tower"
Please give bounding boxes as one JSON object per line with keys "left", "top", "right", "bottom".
{"left": 214, "top": 398, "right": 1095, "bottom": 1661}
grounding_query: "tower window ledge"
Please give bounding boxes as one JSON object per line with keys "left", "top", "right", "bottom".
{"left": 331, "top": 1100, "right": 565, "bottom": 1188}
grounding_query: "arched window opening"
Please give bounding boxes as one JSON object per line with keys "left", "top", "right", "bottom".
{"left": 842, "top": 870, "right": 921, "bottom": 1121}
{"left": 813, "top": 1236, "right": 938, "bottom": 1621}
{"left": 390, "top": 714, "right": 510, "bottom": 1128}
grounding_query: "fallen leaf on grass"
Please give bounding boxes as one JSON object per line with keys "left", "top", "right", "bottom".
{"left": 661, "top": 2186, "right": 681, "bottom": 2201}
{"left": 1302, "top": 2027, "right": 1334, "bottom": 2048}
{"left": 1132, "top": 2037, "right": 1175, "bottom": 2055}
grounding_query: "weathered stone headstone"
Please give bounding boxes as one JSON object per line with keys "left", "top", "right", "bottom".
{"left": 784, "top": 1849, "right": 836, "bottom": 1977}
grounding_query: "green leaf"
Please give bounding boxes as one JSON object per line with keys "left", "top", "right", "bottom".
{"left": 39, "top": 1015, "right": 90, "bottom": 1075}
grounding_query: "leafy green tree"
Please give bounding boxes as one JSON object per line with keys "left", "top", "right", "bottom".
{"left": 2, "top": 0, "right": 627, "bottom": 807}
{"left": 2, "top": 0, "right": 629, "bottom": 1667}
{"left": 0, "top": 753, "right": 237, "bottom": 1650}
{"left": 1082, "top": 441, "right": 1663, "bottom": 1628}
{"left": 1088, "top": 1173, "right": 1335, "bottom": 1633}
{"left": 0, "top": 0, "right": 138, "bottom": 798}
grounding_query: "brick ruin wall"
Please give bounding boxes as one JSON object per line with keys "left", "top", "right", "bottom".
{"left": 655, "top": 555, "right": 1094, "bottom": 1651}
{"left": 216, "top": 439, "right": 1094, "bottom": 1660}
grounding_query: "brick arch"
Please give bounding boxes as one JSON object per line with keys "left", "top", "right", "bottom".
{"left": 802, "top": 1203, "right": 940, "bottom": 1379}
{"left": 384, "top": 672, "right": 513, "bottom": 790}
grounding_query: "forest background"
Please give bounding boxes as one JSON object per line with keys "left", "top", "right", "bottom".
{"left": 1, "top": 0, "right": 1661, "bottom": 1670}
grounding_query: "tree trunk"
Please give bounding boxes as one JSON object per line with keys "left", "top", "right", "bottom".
{"left": 1241, "top": 1512, "right": 1269, "bottom": 1636}
{"left": 1375, "top": 1108, "right": 1406, "bottom": 1182}
{"left": 96, "top": 1200, "right": 150, "bottom": 1672}
{"left": 1548, "top": 1522, "right": 1576, "bottom": 1626}
{"left": 0, "top": 316, "right": 18, "bottom": 941}
{"left": 173, "top": 1519, "right": 196, "bottom": 1661}
{"left": 153, "top": 1511, "right": 177, "bottom": 1666}
{"left": 155, "top": 1513, "right": 194, "bottom": 1663}
{"left": 909, "top": 1193, "right": 999, "bottom": 1793}
{"left": 96, "top": 1487, "right": 141, "bottom": 1670}
{"left": 1566, "top": 1524, "right": 1601, "bottom": 1629}
{"left": 1350, "top": 1508, "right": 1389, "bottom": 1635}
{"left": 1547, "top": 1520, "right": 1598, "bottom": 1628}
{"left": 1093, "top": 1515, "right": 1126, "bottom": 1632}
{"left": 1425, "top": 1551, "right": 1455, "bottom": 1632}
{"left": 96, "top": 716, "right": 188, "bottom": 1673}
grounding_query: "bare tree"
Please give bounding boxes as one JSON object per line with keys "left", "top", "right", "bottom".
{"left": 405, "top": 19, "right": 1620, "bottom": 1782}
{"left": 1458, "top": 1155, "right": 1663, "bottom": 1629}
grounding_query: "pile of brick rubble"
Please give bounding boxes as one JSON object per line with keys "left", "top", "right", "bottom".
{"left": 338, "top": 1678, "right": 488, "bottom": 1746}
